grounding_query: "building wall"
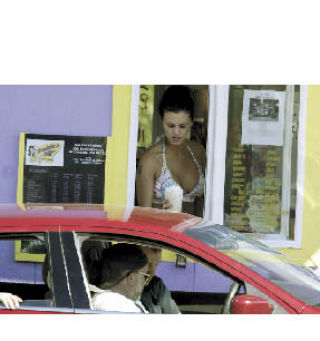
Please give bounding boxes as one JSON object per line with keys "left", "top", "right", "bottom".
{"left": 2, "top": 85, "right": 320, "bottom": 285}
{"left": 0, "top": 85, "right": 113, "bottom": 203}
{"left": 0, "top": 85, "right": 113, "bottom": 283}
{"left": 110, "top": 85, "right": 320, "bottom": 270}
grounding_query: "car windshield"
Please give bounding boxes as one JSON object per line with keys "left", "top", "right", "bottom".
{"left": 184, "top": 224, "right": 320, "bottom": 306}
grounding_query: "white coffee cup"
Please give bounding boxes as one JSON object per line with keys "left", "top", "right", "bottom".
{"left": 165, "top": 185, "right": 183, "bottom": 212}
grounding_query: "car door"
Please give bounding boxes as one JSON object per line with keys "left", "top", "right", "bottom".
{"left": 0, "top": 231, "right": 93, "bottom": 314}
{"left": 0, "top": 231, "right": 73, "bottom": 314}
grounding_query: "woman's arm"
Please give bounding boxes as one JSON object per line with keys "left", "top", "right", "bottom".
{"left": 191, "top": 141, "right": 206, "bottom": 217}
{"left": 190, "top": 140, "right": 207, "bottom": 169}
{"left": 198, "top": 143, "right": 207, "bottom": 170}
{"left": 136, "top": 151, "right": 156, "bottom": 207}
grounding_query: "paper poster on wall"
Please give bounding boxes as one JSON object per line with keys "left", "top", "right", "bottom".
{"left": 18, "top": 133, "right": 107, "bottom": 204}
{"left": 241, "top": 90, "right": 286, "bottom": 146}
{"left": 25, "top": 139, "right": 65, "bottom": 166}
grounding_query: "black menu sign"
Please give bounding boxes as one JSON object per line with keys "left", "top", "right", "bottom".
{"left": 22, "top": 133, "right": 107, "bottom": 204}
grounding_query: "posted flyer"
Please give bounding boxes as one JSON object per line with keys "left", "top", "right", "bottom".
{"left": 241, "top": 90, "right": 286, "bottom": 146}
{"left": 19, "top": 133, "right": 107, "bottom": 204}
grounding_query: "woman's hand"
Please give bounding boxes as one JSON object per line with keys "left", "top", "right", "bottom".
{"left": 162, "top": 199, "right": 172, "bottom": 210}
{"left": 0, "top": 292, "right": 23, "bottom": 309}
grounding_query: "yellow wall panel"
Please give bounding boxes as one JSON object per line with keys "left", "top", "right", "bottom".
{"left": 16, "top": 132, "right": 26, "bottom": 207}
{"left": 278, "top": 85, "right": 320, "bottom": 268}
{"left": 104, "top": 86, "right": 132, "bottom": 207}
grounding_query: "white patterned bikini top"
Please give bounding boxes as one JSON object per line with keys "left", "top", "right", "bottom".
{"left": 153, "top": 141, "right": 205, "bottom": 204}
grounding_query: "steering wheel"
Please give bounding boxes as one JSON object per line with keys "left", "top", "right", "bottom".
{"left": 222, "top": 281, "right": 240, "bottom": 314}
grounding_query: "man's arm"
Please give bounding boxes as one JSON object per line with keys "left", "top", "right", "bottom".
{"left": 158, "top": 283, "right": 180, "bottom": 314}
{"left": 152, "top": 276, "right": 180, "bottom": 314}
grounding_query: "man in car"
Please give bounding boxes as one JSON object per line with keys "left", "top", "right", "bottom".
{"left": 83, "top": 242, "right": 179, "bottom": 313}
{"left": 140, "top": 246, "right": 180, "bottom": 314}
{"left": 90, "top": 243, "right": 150, "bottom": 313}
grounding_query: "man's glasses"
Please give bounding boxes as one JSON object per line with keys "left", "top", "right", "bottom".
{"left": 137, "top": 271, "right": 150, "bottom": 284}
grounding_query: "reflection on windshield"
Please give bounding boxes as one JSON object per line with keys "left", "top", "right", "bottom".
{"left": 184, "top": 224, "right": 320, "bottom": 306}
{"left": 184, "top": 224, "right": 283, "bottom": 254}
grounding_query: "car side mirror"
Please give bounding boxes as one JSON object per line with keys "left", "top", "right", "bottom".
{"left": 231, "top": 294, "right": 274, "bottom": 314}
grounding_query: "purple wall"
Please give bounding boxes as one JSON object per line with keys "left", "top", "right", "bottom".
{"left": 0, "top": 85, "right": 113, "bottom": 203}
{"left": 157, "top": 262, "right": 233, "bottom": 293}
{"left": 0, "top": 85, "right": 113, "bottom": 284}
{"left": 0, "top": 86, "right": 230, "bottom": 291}
{"left": 0, "top": 241, "right": 43, "bottom": 284}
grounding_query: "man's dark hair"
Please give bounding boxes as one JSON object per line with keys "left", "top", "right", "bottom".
{"left": 92, "top": 244, "right": 148, "bottom": 289}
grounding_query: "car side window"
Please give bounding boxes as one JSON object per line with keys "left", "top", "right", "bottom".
{"left": 0, "top": 233, "right": 78, "bottom": 313}
{"left": 77, "top": 235, "right": 244, "bottom": 314}
{"left": 0, "top": 235, "right": 50, "bottom": 311}
{"left": 155, "top": 250, "right": 243, "bottom": 314}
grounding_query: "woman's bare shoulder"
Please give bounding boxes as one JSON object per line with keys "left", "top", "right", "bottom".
{"left": 189, "top": 140, "right": 206, "bottom": 156}
{"left": 138, "top": 144, "right": 162, "bottom": 170}
{"left": 140, "top": 144, "right": 162, "bottom": 160}
{"left": 189, "top": 140, "right": 206, "bottom": 166}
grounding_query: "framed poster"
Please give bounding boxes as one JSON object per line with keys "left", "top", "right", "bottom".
{"left": 17, "top": 133, "right": 107, "bottom": 205}
{"left": 16, "top": 133, "right": 107, "bottom": 262}
{"left": 14, "top": 239, "right": 46, "bottom": 262}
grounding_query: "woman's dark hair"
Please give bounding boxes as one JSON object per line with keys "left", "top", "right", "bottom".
{"left": 158, "top": 85, "right": 194, "bottom": 121}
{"left": 91, "top": 243, "right": 148, "bottom": 289}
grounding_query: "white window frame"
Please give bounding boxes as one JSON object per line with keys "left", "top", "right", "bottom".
{"left": 128, "top": 85, "right": 307, "bottom": 248}
{"left": 209, "top": 85, "right": 307, "bottom": 248}
{"left": 203, "top": 85, "right": 229, "bottom": 224}
{"left": 126, "top": 85, "right": 140, "bottom": 207}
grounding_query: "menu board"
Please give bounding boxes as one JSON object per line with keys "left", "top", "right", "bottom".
{"left": 21, "top": 133, "right": 107, "bottom": 204}
{"left": 224, "top": 86, "right": 287, "bottom": 234}
{"left": 228, "top": 145, "right": 282, "bottom": 233}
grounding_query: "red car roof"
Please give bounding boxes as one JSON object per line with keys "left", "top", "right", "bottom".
{"left": 0, "top": 204, "right": 202, "bottom": 233}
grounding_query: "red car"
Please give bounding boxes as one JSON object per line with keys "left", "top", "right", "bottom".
{"left": 0, "top": 204, "right": 320, "bottom": 314}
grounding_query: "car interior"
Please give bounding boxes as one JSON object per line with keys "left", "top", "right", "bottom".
{"left": 0, "top": 233, "right": 247, "bottom": 314}
{"left": 79, "top": 234, "right": 245, "bottom": 314}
